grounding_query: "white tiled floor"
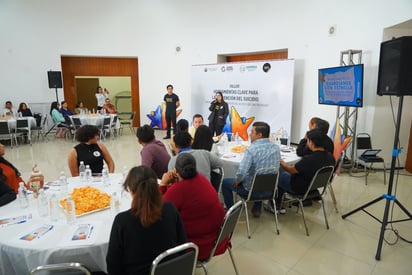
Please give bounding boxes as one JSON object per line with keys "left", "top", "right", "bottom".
{"left": 4, "top": 130, "right": 412, "bottom": 275}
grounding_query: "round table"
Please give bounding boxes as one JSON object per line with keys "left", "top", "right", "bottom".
{"left": 0, "top": 173, "right": 129, "bottom": 274}
{"left": 0, "top": 116, "right": 37, "bottom": 129}
{"left": 70, "top": 114, "right": 120, "bottom": 129}
{"left": 218, "top": 141, "right": 301, "bottom": 178}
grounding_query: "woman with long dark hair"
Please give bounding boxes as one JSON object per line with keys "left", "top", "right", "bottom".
{"left": 208, "top": 91, "right": 229, "bottom": 136}
{"left": 192, "top": 125, "right": 214, "bottom": 152}
{"left": 106, "top": 166, "right": 186, "bottom": 275}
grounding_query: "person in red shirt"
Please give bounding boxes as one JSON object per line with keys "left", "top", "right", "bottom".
{"left": 159, "top": 153, "right": 228, "bottom": 259}
{"left": 0, "top": 143, "right": 26, "bottom": 193}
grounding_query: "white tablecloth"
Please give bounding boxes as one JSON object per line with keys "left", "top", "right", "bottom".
{"left": 0, "top": 117, "right": 37, "bottom": 129}
{"left": 70, "top": 114, "right": 120, "bottom": 129}
{"left": 219, "top": 141, "right": 301, "bottom": 178}
{"left": 0, "top": 173, "right": 129, "bottom": 274}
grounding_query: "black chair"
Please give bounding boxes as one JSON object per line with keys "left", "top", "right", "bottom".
{"left": 15, "top": 117, "right": 32, "bottom": 145}
{"left": 71, "top": 117, "right": 83, "bottom": 141}
{"left": 0, "top": 121, "right": 17, "bottom": 148}
{"left": 197, "top": 200, "right": 243, "bottom": 275}
{"left": 110, "top": 115, "right": 118, "bottom": 138}
{"left": 356, "top": 133, "right": 386, "bottom": 185}
{"left": 32, "top": 113, "right": 48, "bottom": 142}
{"left": 100, "top": 116, "right": 112, "bottom": 140}
{"left": 30, "top": 262, "right": 92, "bottom": 275}
{"left": 237, "top": 167, "right": 280, "bottom": 238}
{"left": 210, "top": 167, "right": 224, "bottom": 193}
{"left": 119, "top": 111, "right": 135, "bottom": 135}
{"left": 151, "top": 242, "right": 199, "bottom": 275}
{"left": 282, "top": 165, "right": 334, "bottom": 236}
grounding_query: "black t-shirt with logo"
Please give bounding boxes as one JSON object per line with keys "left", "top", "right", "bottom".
{"left": 163, "top": 93, "right": 179, "bottom": 114}
{"left": 74, "top": 143, "right": 104, "bottom": 174}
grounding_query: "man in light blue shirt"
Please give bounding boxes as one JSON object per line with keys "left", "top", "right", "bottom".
{"left": 222, "top": 121, "right": 281, "bottom": 217}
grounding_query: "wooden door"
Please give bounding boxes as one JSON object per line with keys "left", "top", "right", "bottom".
{"left": 75, "top": 78, "right": 99, "bottom": 111}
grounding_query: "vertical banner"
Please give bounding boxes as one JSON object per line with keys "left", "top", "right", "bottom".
{"left": 191, "top": 59, "right": 295, "bottom": 140}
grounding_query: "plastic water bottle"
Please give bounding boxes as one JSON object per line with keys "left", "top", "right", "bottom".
{"left": 110, "top": 192, "right": 120, "bottom": 215}
{"left": 37, "top": 189, "right": 49, "bottom": 218}
{"left": 79, "top": 161, "right": 86, "bottom": 182}
{"left": 59, "top": 171, "right": 68, "bottom": 195}
{"left": 18, "top": 182, "right": 29, "bottom": 209}
{"left": 50, "top": 194, "right": 60, "bottom": 222}
{"left": 102, "top": 167, "right": 109, "bottom": 186}
{"left": 234, "top": 132, "right": 240, "bottom": 145}
{"left": 85, "top": 165, "right": 92, "bottom": 183}
{"left": 65, "top": 196, "right": 76, "bottom": 224}
{"left": 283, "top": 130, "right": 290, "bottom": 147}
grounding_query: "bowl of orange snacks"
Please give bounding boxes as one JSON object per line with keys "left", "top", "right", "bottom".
{"left": 231, "top": 145, "right": 248, "bottom": 153}
{"left": 60, "top": 186, "right": 111, "bottom": 216}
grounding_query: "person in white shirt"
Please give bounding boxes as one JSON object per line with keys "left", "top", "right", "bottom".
{"left": 3, "top": 101, "right": 16, "bottom": 116}
{"left": 95, "top": 86, "right": 109, "bottom": 111}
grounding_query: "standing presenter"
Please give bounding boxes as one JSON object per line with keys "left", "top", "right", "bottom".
{"left": 208, "top": 91, "right": 229, "bottom": 136}
{"left": 163, "top": 84, "right": 180, "bottom": 139}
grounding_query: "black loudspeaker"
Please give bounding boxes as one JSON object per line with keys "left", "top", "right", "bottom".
{"left": 47, "top": 71, "right": 62, "bottom": 88}
{"left": 377, "top": 36, "right": 412, "bottom": 96}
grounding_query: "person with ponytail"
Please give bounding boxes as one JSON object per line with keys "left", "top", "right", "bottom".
{"left": 106, "top": 166, "right": 186, "bottom": 275}
{"left": 159, "top": 153, "right": 227, "bottom": 260}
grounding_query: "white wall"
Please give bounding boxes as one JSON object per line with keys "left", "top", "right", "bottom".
{"left": 1, "top": 0, "right": 412, "bottom": 165}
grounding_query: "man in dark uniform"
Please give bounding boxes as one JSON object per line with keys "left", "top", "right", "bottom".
{"left": 163, "top": 84, "right": 180, "bottom": 139}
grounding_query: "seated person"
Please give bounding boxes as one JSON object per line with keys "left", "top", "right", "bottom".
{"left": 3, "top": 101, "right": 16, "bottom": 116}
{"left": 60, "top": 101, "right": 73, "bottom": 117}
{"left": 73, "top": 101, "right": 88, "bottom": 115}
{"left": 136, "top": 124, "right": 170, "bottom": 179}
{"left": 168, "top": 131, "right": 223, "bottom": 181}
{"left": 17, "top": 102, "right": 33, "bottom": 117}
{"left": 102, "top": 98, "right": 116, "bottom": 114}
{"left": 296, "top": 117, "right": 334, "bottom": 156}
{"left": 192, "top": 125, "right": 214, "bottom": 152}
{"left": 160, "top": 153, "right": 227, "bottom": 259}
{"left": 0, "top": 178, "right": 16, "bottom": 206}
{"left": 107, "top": 166, "right": 186, "bottom": 275}
{"left": 188, "top": 114, "right": 204, "bottom": 138}
{"left": 222, "top": 122, "right": 281, "bottom": 217}
{"left": 50, "top": 101, "right": 67, "bottom": 126}
{"left": 0, "top": 143, "right": 26, "bottom": 193}
{"left": 277, "top": 129, "right": 336, "bottom": 209}
{"left": 68, "top": 125, "right": 115, "bottom": 176}
{"left": 175, "top": 119, "right": 189, "bottom": 133}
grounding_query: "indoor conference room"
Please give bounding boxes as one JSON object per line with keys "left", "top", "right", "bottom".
{"left": 1, "top": 1, "right": 412, "bottom": 275}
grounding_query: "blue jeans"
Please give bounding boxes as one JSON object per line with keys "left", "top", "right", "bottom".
{"left": 277, "top": 172, "right": 294, "bottom": 205}
{"left": 222, "top": 178, "right": 271, "bottom": 212}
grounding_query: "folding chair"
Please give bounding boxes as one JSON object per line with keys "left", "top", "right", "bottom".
{"left": 110, "top": 115, "right": 118, "bottom": 138}
{"left": 210, "top": 167, "right": 224, "bottom": 193}
{"left": 72, "top": 117, "right": 83, "bottom": 141}
{"left": 119, "top": 111, "right": 135, "bottom": 135}
{"left": 0, "top": 121, "right": 18, "bottom": 148}
{"left": 282, "top": 166, "right": 334, "bottom": 236}
{"left": 238, "top": 167, "right": 280, "bottom": 238}
{"left": 151, "top": 242, "right": 199, "bottom": 275}
{"left": 197, "top": 200, "right": 243, "bottom": 275}
{"left": 32, "top": 113, "right": 48, "bottom": 142}
{"left": 15, "top": 118, "right": 32, "bottom": 145}
{"left": 30, "top": 262, "right": 91, "bottom": 275}
{"left": 356, "top": 133, "right": 386, "bottom": 185}
{"left": 100, "top": 116, "right": 112, "bottom": 140}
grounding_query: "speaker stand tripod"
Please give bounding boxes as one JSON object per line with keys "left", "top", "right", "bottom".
{"left": 54, "top": 87, "right": 59, "bottom": 104}
{"left": 341, "top": 95, "right": 412, "bottom": 260}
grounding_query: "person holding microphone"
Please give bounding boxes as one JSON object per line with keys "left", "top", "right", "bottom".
{"left": 208, "top": 91, "right": 229, "bottom": 136}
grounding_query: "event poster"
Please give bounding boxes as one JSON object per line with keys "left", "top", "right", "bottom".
{"left": 191, "top": 60, "right": 294, "bottom": 140}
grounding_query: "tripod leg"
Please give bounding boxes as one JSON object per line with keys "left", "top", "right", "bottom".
{"left": 341, "top": 196, "right": 384, "bottom": 219}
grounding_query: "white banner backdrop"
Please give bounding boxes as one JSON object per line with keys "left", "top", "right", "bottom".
{"left": 191, "top": 59, "right": 295, "bottom": 141}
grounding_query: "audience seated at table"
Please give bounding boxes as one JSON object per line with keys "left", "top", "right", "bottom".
{"left": 74, "top": 101, "right": 88, "bottom": 115}
{"left": 68, "top": 125, "right": 115, "bottom": 176}
{"left": 60, "top": 101, "right": 74, "bottom": 117}
{"left": 222, "top": 121, "right": 281, "bottom": 218}
{"left": 0, "top": 177, "right": 16, "bottom": 207}
{"left": 50, "top": 101, "right": 67, "bottom": 126}
{"left": 188, "top": 113, "right": 204, "bottom": 138}
{"left": 2, "top": 101, "right": 16, "bottom": 116}
{"left": 0, "top": 143, "right": 26, "bottom": 193}
{"left": 17, "top": 102, "right": 33, "bottom": 117}
{"left": 168, "top": 131, "right": 222, "bottom": 181}
{"left": 107, "top": 166, "right": 186, "bottom": 275}
{"left": 296, "top": 117, "right": 334, "bottom": 157}
{"left": 160, "top": 153, "right": 227, "bottom": 259}
{"left": 277, "top": 129, "right": 335, "bottom": 210}
{"left": 102, "top": 98, "right": 116, "bottom": 114}
{"left": 136, "top": 124, "right": 170, "bottom": 179}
